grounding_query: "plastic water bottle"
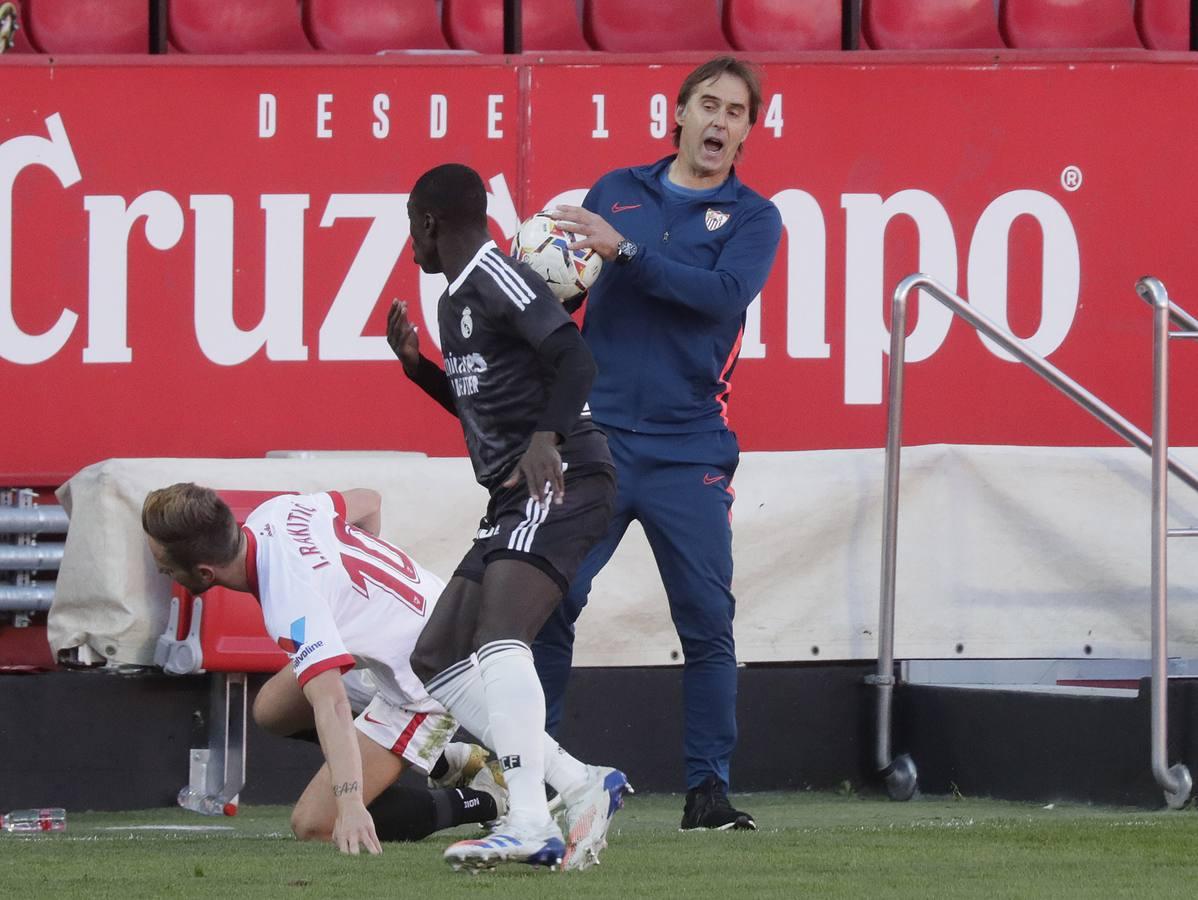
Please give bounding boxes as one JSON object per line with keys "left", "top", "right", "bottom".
{"left": 177, "top": 786, "right": 202, "bottom": 812}
{"left": 2, "top": 808, "right": 66, "bottom": 833}
{"left": 177, "top": 787, "right": 236, "bottom": 817}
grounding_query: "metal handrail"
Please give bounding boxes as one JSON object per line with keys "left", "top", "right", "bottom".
{"left": 1137, "top": 278, "right": 1198, "bottom": 334}
{"left": 875, "top": 273, "right": 1198, "bottom": 805}
{"left": 1139, "top": 276, "right": 1195, "bottom": 809}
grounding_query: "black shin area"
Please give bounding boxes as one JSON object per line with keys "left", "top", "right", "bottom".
{"left": 428, "top": 754, "right": 450, "bottom": 781}
{"left": 367, "top": 785, "right": 497, "bottom": 842}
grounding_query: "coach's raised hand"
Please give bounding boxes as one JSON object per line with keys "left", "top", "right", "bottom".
{"left": 552, "top": 205, "right": 623, "bottom": 261}
{"left": 386, "top": 300, "right": 421, "bottom": 376}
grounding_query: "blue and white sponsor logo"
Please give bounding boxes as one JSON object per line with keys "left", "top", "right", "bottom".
{"left": 292, "top": 640, "right": 326, "bottom": 668}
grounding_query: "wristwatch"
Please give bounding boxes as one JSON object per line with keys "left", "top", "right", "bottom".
{"left": 615, "top": 239, "right": 639, "bottom": 265}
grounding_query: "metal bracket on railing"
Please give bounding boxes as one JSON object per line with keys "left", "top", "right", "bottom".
{"left": 877, "top": 273, "right": 1198, "bottom": 807}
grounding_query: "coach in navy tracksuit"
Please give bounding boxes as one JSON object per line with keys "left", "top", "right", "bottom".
{"left": 535, "top": 57, "right": 783, "bottom": 831}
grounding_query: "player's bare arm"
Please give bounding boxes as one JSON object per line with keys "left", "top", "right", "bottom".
{"left": 551, "top": 205, "right": 624, "bottom": 261}
{"left": 341, "top": 488, "right": 381, "bottom": 536}
{"left": 501, "top": 431, "right": 565, "bottom": 506}
{"left": 302, "top": 669, "right": 382, "bottom": 856}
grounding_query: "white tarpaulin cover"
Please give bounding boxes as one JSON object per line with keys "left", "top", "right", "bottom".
{"left": 49, "top": 446, "right": 1198, "bottom": 667}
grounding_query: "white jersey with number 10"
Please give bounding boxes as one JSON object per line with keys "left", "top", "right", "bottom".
{"left": 243, "top": 491, "right": 446, "bottom": 714}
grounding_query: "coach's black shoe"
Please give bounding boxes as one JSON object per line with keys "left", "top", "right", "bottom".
{"left": 679, "top": 776, "right": 757, "bottom": 831}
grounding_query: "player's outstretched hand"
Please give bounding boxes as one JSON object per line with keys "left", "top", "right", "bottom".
{"left": 333, "top": 803, "right": 382, "bottom": 856}
{"left": 503, "top": 431, "right": 565, "bottom": 506}
{"left": 386, "top": 299, "right": 421, "bottom": 376}
{"left": 552, "top": 205, "right": 623, "bottom": 262}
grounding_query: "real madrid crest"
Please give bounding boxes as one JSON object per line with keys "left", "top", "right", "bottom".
{"left": 460, "top": 306, "right": 473, "bottom": 338}
{"left": 705, "top": 208, "right": 731, "bottom": 232}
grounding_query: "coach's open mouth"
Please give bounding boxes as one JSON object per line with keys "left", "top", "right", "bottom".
{"left": 703, "top": 137, "right": 725, "bottom": 154}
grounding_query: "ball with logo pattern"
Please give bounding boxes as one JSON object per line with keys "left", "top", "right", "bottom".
{"left": 510, "top": 212, "right": 603, "bottom": 302}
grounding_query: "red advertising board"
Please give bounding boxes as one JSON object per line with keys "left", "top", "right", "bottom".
{"left": 3, "top": 55, "right": 1197, "bottom": 483}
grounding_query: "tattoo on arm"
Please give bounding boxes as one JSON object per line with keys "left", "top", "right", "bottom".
{"left": 332, "top": 781, "right": 360, "bottom": 798}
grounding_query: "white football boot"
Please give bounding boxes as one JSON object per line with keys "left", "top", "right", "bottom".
{"left": 559, "top": 766, "right": 633, "bottom": 871}
{"left": 444, "top": 814, "right": 565, "bottom": 872}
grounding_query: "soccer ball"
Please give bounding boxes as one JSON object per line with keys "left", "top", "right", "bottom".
{"left": 511, "top": 212, "right": 603, "bottom": 302}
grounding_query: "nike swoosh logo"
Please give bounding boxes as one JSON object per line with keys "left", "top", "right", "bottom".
{"left": 611, "top": 202, "right": 642, "bottom": 213}
{"left": 703, "top": 474, "right": 727, "bottom": 485}
{"left": 363, "top": 712, "right": 385, "bottom": 725}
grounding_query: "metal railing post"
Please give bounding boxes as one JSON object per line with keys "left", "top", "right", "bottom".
{"left": 875, "top": 273, "right": 1198, "bottom": 807}
{"left": 870, "top": 275, "right": 918, "bottom": 800}
{"left": 1140, "top": 276, "right": 1193, "bottom": 809}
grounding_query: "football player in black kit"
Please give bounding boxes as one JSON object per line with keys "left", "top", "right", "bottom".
{"left": 386, "top": 163, "right": 630, "bottom": 872}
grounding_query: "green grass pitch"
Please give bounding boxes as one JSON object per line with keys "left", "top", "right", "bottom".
{"left": 3, "top": 791, "right": 1198, "bottom": 899}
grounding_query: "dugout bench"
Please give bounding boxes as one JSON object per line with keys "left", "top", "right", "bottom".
{"left": 153, "top": 491, "right": 290, "bottom": 816}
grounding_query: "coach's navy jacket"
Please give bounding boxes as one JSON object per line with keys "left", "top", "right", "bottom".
{"left": 580, "top": 155, "right": 783, "bottom": 435}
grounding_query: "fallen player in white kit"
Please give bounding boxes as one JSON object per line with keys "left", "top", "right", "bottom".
{"left": 141, "top": 483, "right": 628, "bottom": 868}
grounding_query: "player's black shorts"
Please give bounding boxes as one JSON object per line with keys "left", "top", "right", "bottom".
{"left": 454, "top": 464, "right": 616, "bottom": 594}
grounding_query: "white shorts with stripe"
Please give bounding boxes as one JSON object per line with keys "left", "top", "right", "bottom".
{"left": 353, "top": 691, "right": 458, "bottom": 775}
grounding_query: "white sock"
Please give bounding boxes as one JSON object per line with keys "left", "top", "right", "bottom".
{"left": 425, "top": 654, "right": 588, "bottom": 797}
{"left": 478, "top": 640, "right": 553, "bottom": 827}
{"left": 425, "top": 656, "right": 492, "bottom": 746}
{"left": 543, "top": 734, "right": 589, "bottom": 798}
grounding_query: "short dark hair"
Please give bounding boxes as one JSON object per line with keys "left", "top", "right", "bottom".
{"left": 672, "top": 56, "right": 763, "bottom": 148}
{"left": 142, "top": 483, "right": 239, "bottom": 570}
{"left": 410, "top": 163, "right": 488, "bottom": 230}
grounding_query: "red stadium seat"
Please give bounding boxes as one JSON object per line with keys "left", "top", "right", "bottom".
{"left": 1136, "top": 0, "right": 1191, "bottom": 50}
{"left": 22, "top": 0, "right": 148, "bottom": 53}
{"left": 1000, "top": 0, "right": 1143, "bottom": 49}
{"left": 305, "top": 0, "right": 449, "bottom": 53}
{"left": 170, "top": 0, "right": 314, "bottom": 54}
{"left": 584, "top": 0, "right": 731, "bottom": 52}
{"left": 1, "top": 1, "right": 36, "bottom": 53}
{"left": 863, "top": 0, "right": 1004, "bottom": 50}
{"left": 443, "top": 0, "right": 589, "bottom": 52}
{"left": 723, "top": 0, "right": 841, "bottom": 51}
{"left": 165, "top": 583, "right": 288, "bottom": 674}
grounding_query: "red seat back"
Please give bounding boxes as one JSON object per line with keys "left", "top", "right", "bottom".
{"left": 305, "top": 0, "right": 449, "bottom": 52}
{"left": 23, "top": 0, "right": 147, "bottom": 53}
{"left": 724, "top": 0, "right": 841, "bottom": 51}
{"left": 171, "top": 0, "right": 313, "bottom": 53}
{"left": 444, "top": 0, "right": 589, "bottom": 52}
{"left": 584, "top": 0, "right": 731, "bottom": 52}
{"left": 864, "top": 0, "right": 1004, "bottom": 50}
{"left": 1136, "top": 0, "right": 1191, "bottom": 50}
{"left": 171, "top": 583, "right": 290, "bottom": 673}
{"left": 1001, "top": 0, "right": 1143, "bottom": 48}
